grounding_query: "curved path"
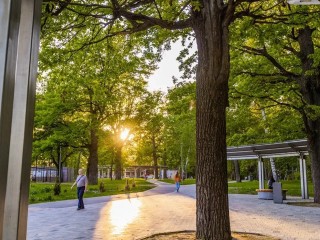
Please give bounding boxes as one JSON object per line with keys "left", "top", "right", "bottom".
{"left": 27, "top": 180, "right": 320, "bottom": 240}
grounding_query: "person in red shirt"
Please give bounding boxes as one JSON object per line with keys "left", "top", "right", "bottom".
{"left": 174, "top": 171, "right": 181, "bottom": 192}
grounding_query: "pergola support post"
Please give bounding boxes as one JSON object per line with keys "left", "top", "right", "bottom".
{"left": 0, "top": 0, "right": 42, "bottom": 239}
{"left": 258, "top": 157, "right": 264, "bottom": 189}
{"left": 0, "top": 0, "right": 21, "bottom": 236}
{"left": 299, "top": 154, "right": 309, "bottom": 199}
{"left": 269, "top": 158, "right": 277, "bottom": 181}
{"left": 134, "top": 167, "right": 138, "bottom": 178}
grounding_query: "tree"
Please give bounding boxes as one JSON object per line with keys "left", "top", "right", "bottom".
{"left": 38, "top": 34, "right": 153, "bottom": 184}
{"left": 41, "top": 0, "right": 285, "bottom": 238}
{"left": 33, "top": 83, "right": 87, "bottom": 181}
{"left": 165, "top": 82, "right": 196, "bottom": 177}
{"left": 104, "top": 77, "right": 148, "bottom": 180}
{"left": 134, "top": 91, "right": 166, "bottom": 179}
{"left": 230, "top": 4, "right": 320, "bottom": 202}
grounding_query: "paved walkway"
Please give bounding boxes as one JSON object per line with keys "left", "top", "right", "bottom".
{"left": 27, "top": 180, "right": 320, "bottom": 240}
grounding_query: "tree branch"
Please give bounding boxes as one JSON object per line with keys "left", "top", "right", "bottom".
{"left": 240, "top": 45, "right": 298, "bottom": 78}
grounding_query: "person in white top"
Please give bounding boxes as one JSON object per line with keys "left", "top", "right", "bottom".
{"left": 71, "top": 169, "right": 88, "bottom": 210}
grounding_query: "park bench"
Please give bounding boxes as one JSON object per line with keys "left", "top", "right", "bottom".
{"left": 256, "top": 189, "right": 288, "bottom": 200}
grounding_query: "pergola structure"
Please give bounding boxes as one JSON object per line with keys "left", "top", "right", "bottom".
{"left": 1, "top": 0, "right": 320, "bottom": 239}
{"left": 123, "top": 165, "right": 168, "bottom": 178}
{"left": 227, "top": 139, "right": 309, "bottom": 199}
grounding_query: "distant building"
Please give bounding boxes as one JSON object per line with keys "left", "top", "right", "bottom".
{"left": 98, "top": 165, "right": 169, "bottom": 179}
{"left": 30, "top": 167, "right": 74, "bottom": 182}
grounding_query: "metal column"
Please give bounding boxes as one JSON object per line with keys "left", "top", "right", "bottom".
{"left": 0, "top": 0, "right": 22, "bottom": 236}
{"left": 258, "top": 157, "right": 265, "bottom": 189}
{"left": 269, "top": 157, "right": 277, "bottom": 181}
{"left": 134, "top": 167, "right": 138, "bottom": 178}
{"left": 0, "top": 0, "right": 42, "bottom": 239}
{"left": 299, "top": 154, "right": 309, "bottom": 199}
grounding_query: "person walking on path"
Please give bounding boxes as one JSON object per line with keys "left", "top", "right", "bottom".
{"left": 71, "top": 169, "right": 88, "bottom": 210}
{"left": 174, "top": 171, "right": 181, "bottom": 192}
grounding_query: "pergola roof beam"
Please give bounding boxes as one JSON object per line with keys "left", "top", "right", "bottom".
{"left": 227, "top": 139, "right": 308, "bottom": 160}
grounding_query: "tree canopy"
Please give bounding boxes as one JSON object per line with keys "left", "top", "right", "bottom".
{"left": 36, "top": 0, "right": 320, "bottom": 239}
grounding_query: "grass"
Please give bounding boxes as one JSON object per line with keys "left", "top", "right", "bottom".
{"left": 29, "top": 178, "right": 155, "bottom": 204}
{"left": 159, "top": 179, "right": 314, "bottom": 197}
{"left": 159, "top": 179, "right": 196, "bottom": 185}
{"left": 30, "top": 178, "right": 314, "bottom": 204}
{"left": 228, "top": 180, "right": 314, "bottom": 197}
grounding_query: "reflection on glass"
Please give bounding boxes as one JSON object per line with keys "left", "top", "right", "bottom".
{"left": 109, "top": 198, "right": 142, "bottom": 235}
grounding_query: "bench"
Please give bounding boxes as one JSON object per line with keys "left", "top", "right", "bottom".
{"left": 256, "top": 189, "right": 288, "bottom": 200}
{"left": 256, "top": 189, "right": 273, "bottom": 200}
{"left": 282, "top": 189, "right": 288, "bottom": 200}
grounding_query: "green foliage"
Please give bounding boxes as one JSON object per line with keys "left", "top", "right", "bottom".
{"left": 53, "top": 183, "right": 61, "bottom": 196}
{"left": 228, "top": 3, "right": 320, "bottom": 145}
{"left": 159, "top": 179, "right": 196, "bottom": 185}
{"left": 42, "top": 187, "right": 51, "bottom": 193}
{"left": 163, "top": 82, "right": 196, "bottom": 175}
{"left": 36, "top": 24, "right": 157, "bottom": 178}
{"left": 35, "top": 0, "right": 320, "bottom": 201}
{"left": 99, "top": 182, "right": 106, "bottom": 193}
{"left": 129, "top": 91, "right": 166, "bottom": 171}
{"left": 228, "top": 180, "right": 314, "bottom": 197}
{"left": 125, "top": 179, "right": 130, "bottom": 191}
{"left": 29, "top": 179, "right": 154, "bottom": 204}
{"left": 160, "top": 178, "right": 314, "bottom": 197}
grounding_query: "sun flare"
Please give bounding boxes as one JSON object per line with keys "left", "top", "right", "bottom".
{"left": 120, "top": 128, "right": 130, "bottom": 140}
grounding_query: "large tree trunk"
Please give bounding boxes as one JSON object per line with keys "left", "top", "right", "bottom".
{"left": 109, "top": 161, "right": 113, "bottom": 180}
{"left": 309, "top": 134, "right": 320, "bottom": 203}
{"left": 114, "top": 145, "right": 123, "bottom": 180}
{"left": 152, "top": 134, "right": 159, "bottom": 179}
{"left": 87, "top": 129, "right": 98, "bottom": 184}
{"left": 297, "top": 26, "right": 320, "bottom": 203}
{"left": 162, "top": 151, "right": 168, "bottom": 179}
{"left": 192, "top": 1, "right": 233, "bottom": 239}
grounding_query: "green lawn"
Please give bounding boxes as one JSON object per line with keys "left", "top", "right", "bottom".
{"left": 228, "top": 180, "right": 314, "bottom": 197}
{"left": 29, "top": 178, "right": 155, "bottom": 204}
{"left": 159, "top": 179, "right": 196, "bottom": 185}
{"left": 30, "top": 178, "right": 313, "bottom": 204}
{"left": 160, "top": 179, "right": 314, "bottom": 197}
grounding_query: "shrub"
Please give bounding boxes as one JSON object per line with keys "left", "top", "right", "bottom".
{"left": 125, "top": 179, "right": 130, "bottom": 191}
{"left": 45, "top": 195, "right": 53, "bottom": 201}
{"left": 42, "top": 187, "right": 51, "bottom": 193}
{"left": 99, "top": 182, "right": 106, "bottom": 192}
{"left": 53, "top": 183, "right": 61, "bottom": 196}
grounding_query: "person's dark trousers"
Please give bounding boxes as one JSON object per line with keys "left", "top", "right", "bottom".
{"left": 77, "top": 186, "right": 85, "bottom": 209}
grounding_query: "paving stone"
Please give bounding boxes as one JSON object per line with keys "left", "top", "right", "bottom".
{"left": 27, "top": 180, "right": 320, "bottom": 240}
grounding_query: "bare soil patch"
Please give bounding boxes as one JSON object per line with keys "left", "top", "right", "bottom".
{"left": 287, "top": 202, "right": 320, "bottom": 208}
{"left": 140, "top": 231, "right": 280, "bottom": 240}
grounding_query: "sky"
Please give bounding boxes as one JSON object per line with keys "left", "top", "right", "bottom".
{"left": 147, "top": 41, "right": 196, "bottom": 92}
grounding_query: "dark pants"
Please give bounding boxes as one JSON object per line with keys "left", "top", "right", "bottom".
{"left": 77, "top": 186, "right": 85, "bottom": 209}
